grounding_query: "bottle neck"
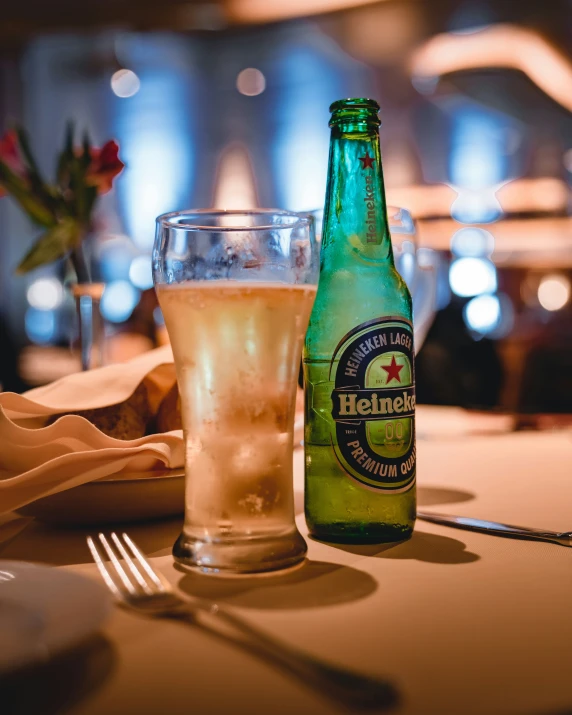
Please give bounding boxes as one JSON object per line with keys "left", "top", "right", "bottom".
{"left": 322, "top": 125, "right": 393, "bottom": 267}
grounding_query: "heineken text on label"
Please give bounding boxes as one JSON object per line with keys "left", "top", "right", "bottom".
{"left": 360, "top": 152, "right": 382, "bottom": 245}
{"left": 329, "top": 318, "right": 416, "bottom": 492}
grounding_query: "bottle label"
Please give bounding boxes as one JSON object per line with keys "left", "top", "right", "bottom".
{"left": 329, "top": 317, "right": 416, "bottom": 492}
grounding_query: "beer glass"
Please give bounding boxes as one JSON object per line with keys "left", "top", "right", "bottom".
{"left": 153, "top": 210, "right": 319, "bottom": 575}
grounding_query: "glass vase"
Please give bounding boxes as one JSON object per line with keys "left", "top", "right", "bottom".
{"left": 72, "top": 283, "right": 106, "bottom": 371}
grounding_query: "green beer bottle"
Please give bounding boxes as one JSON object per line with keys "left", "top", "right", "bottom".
{"left": 303, "top": 98, "right": 416, "bottom": 543}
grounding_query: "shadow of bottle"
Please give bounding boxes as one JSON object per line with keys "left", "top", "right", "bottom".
{"left": 417, "top": 486, "right": 475, "bottom": 507}
{"left": 318, "top": 530, "right": 479, "bottom": 565}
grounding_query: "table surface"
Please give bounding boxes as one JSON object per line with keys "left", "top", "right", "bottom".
{"left": 1, "top": 406, "right": 571, "bottom": 715}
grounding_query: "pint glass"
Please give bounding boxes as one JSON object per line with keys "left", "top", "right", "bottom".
{"left": 153, "top": 210, "right": 319, "bottom": 574}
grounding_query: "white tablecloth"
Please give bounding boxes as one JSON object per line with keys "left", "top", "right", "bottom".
{"left": 1, "top": 406, "right": 571, "bottom": 715}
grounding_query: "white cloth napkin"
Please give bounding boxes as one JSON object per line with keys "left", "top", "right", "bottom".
{"left": 0, "top": 347, "right": 184, "bottom": 515}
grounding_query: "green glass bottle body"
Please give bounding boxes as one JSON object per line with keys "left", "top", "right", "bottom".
{"left": 303, "top": 99, "right": 416, "bottom": 543}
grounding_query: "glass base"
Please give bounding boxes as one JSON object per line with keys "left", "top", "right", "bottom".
{"left": 308, "top": 523, "right": 414, "bottom": 545}
{"left": 173, "top": 527, "right": 308, "bottom": 576}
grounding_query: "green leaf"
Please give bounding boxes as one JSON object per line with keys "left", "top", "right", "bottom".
{"left": 15, "top": 127, "right": 41, "bottom": 178}
{"left": 57, "top": 121, "right": 75, "bottom": 187}
{"left": 80, "top": 185, "right": 98, "bottom": 223}
{"left": 64, "top": 121, "right": 75, "bottom": 158}
{"left": 80, "top": 131, "right": 92, "bottom": 170}
{"left": 11, "top": 127, "right": 61, "bottom": 218}
{"left": 15, "top": 218, "right": 80, "bottom": 274}
{"left": 0, "top": 162, "right": 56, "bottom": 227}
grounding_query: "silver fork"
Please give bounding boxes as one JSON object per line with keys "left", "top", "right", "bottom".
{"left": 87, "top": 532, "right": 397, "bottom": 712}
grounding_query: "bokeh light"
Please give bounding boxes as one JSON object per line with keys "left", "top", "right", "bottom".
{"left": 464, "top": 293, "right": 514, "bottom": 338}
{"left": 111, "top": 69, "right": 141, "bottom": 98}
{"left": 537, "top": 274, "right": 570, "bottom": 311}
{"left": 97, "top": 236, "right": 137, "bottom": 283}
{"left": 26, "top": 278, "right": 64, "bottom": 311}
{"left": 25, "top": 308, "right": 57, "bottom": 344}
{"left": 236, "top": 68, "right": 266, "bottom": 96}
{"left": 450, "top": 190, "right": 502, "bottom": 224}
{"left": 464, "top": 294, "right": 500, "bottom": 333}
{"left": 449, "top": 257, "right": 497, "bottom": 297}
{"left": 451, "top": 227, "right": 494, "bottom": 257}
{"left": 129, "top": 255, "right": 153, "bottom": 289}
{"left": 100, "top": 280, "right": 140, "bottom": 323}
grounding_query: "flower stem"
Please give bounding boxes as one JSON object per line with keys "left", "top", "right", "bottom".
{"left": 70, "top": 244, "right": 91, "bottom": 284}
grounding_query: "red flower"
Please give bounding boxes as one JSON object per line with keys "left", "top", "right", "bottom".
{"left": 0, "top": 130, "right": 28, "bottom": 196}
{"left": 85, "top": 140, "right": 124, "bottom": 194}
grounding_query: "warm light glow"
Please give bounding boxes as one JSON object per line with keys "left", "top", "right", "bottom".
{"left": 497, "top": 178, "right": 570, "bottom": 215}
{"left": 387, "top": 177, "right": 571, "bottom": 222}
{"left": 537, "top": 274, "right": 570, "bottom": 311}
{"left": 26, "top": 278, "right": 64, "bottom": 310}
{"left": 449, "top": 257, "right": 497, "bottom": 297}
{"left": 227, "top": 0, "right": 385, "bottom": 23}
{"left": 236, "top": 68, "right": 266, "bottom": 96}
{"left": 410, "top": 24, "right": 572, "bottom": 113}
{"left": 386, "top": 184, "right": 458, "bottom": 220}
{"left": 417, "top": 217, "right": 572, "bottom": 260}
{"left": 111, "top": 69, "right": 141, "bottom": 98}
{"left": 213, "top": 143, "right": 258, "bottom": 209}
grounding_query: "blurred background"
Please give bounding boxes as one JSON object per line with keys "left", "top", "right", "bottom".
{"left": 1, "top": 0, "right": 571, "bottom": 417}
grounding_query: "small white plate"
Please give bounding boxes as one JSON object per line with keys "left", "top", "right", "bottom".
{"left": 0, "top": 561, "right": 111, "bottom": 674}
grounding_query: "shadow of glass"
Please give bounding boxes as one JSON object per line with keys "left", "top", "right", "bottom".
{"left": 417, "top": 486, "right": 475, "bottom": 507}
{"left": 181, "top": 597, "right": 399, "bottom": 713}
{"left": 324, "top": 531, "right": 479, "bottom": 565}
{"left": 0, "top": 516, "right": 183, "bottom": 566}
{"left": 177, "top": 558, "right": 377, "bottom": 609}
{"left": 0, "top": 634, "right": 116, "bottom": 715}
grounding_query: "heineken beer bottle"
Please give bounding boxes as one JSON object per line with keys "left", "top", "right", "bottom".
{"left": 303, "top": 98, "right": 416, "bottom": 543}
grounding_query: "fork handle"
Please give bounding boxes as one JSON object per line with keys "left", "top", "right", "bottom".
{"left": 194, "top": 606, "right": 397, "bottom": 711}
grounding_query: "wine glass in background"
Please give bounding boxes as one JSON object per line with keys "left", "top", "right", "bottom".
{"left": 308, "top": 205, "right": 438, "bottom": 353}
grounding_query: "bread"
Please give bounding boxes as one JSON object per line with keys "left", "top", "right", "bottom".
{"left": 155, "top": 381, "right": 182, "bottom": 432}
{"left": 49, "top": 381, "right": 150, "bottom": 440}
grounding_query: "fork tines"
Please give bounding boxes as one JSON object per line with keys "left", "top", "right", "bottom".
{"left": 87, "top": 532, "right": 167, "bottom": 603}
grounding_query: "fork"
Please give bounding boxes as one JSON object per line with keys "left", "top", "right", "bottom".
{"left": 87, "top": 532, "right": 397, "bottom": 712}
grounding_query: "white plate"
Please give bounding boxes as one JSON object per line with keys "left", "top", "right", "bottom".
{"left": 0, "top": 561, "right": 111, "bottom": 674}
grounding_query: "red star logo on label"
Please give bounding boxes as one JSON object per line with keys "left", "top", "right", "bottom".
{"left": 358, "top": 152, "right": 375, "bottom": 169}
{"left": 382, "top": 355, "right": 404, "bottom": 383}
